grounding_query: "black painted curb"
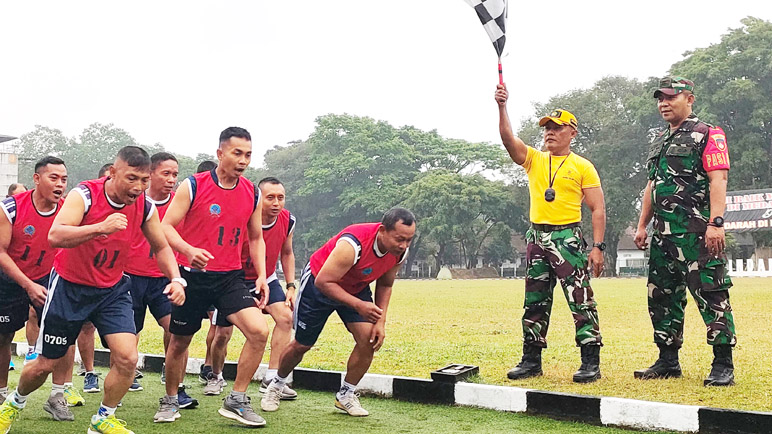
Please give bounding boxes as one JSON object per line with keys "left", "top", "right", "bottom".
{"left": 10, "top": 343, "right": 772, "bottom": 433}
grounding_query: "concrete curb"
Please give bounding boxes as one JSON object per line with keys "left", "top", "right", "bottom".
{"left": 12, "top": 342, "right": 769, "bottom": 433}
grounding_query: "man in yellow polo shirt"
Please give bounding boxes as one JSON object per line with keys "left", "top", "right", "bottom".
{"left": 495, "top": 84, "right": 607, "bottom": 383}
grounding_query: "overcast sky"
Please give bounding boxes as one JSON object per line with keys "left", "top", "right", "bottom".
{"left": 2, "top": 1, "right": 770, "bottom": 165}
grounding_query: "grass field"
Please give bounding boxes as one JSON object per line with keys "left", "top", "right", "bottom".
{"left": 16, "top": 277, "right": 772, "bottom": 413}
{"left": 4, "top": 366, "right": 675, "bottom": 433}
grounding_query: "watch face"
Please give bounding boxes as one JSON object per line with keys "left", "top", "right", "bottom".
{"left": 714, "top": 216, "right": 724, "bottom": 226}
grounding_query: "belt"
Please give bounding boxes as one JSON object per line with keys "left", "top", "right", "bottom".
{"left": 531, "top": 222, "right": 580, "bottom": 232}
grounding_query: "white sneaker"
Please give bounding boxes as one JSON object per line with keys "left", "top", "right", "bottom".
{"left": 335, "top": 392, "right": 369, "bottom": 417}
{"left": 203, "top": 376, "right": 225, "bottom": 396}
{"left": 260, "top": 383, "right": 282, "bottom": 412}
{"left": 259, "top": 378, "right": 297, "bottom": 400}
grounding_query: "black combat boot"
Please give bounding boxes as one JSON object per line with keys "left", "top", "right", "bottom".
{"left": 507, "top": 345, "right": 542, "bottom": 380}
{"left": 634, "top": 344, "right": 682, "bottom": 379}
{"left": 573, "top": 345, "right": 601, "bottom": 383}
{"left": 704, "top": 345, "right": 735, "bottom": 386}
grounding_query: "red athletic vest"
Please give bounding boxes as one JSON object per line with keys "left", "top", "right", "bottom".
{"left": 1, "top": 190, "right": 63, "bottom": 280}
{"left": 309, "top": 223, "right": 405, "bottom": 295}
{"left": 176, "top": 170, "right": 259, "bottom": 272}
{"left": 54, "top": 178, "right": 153, "bottom": 288}
{"left": 125, "top": 192, "right": 174, "bottom": 278}
{"left": 242, "top": 209, "right": 295, "bottom": 281}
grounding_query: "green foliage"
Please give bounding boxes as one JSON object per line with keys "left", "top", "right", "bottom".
{"left": 262, "top": 114, "right": 519, "bottom": 271}
{"left": 670, "top": 17, "right": 772, "bottom": 189}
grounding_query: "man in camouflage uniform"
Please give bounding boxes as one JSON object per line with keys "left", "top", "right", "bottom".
{"left": 496, "top": 84, "right": 607, "bottom": 383}
{"left": 634, "top": 77, "right": 735, "bottom": 386}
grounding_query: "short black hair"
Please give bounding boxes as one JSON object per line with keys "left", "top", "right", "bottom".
{"left": 219, "top": 127, "right": 251, "bottom": 146}
{"left": 116, "top": 146, "right": 151, "bottom": 169}
{"left": 98, "top": 163, "right": 112, "bottom": 178}
{"left": 258, "top": 177, "right": 282, "bottom": 188}
{"left": 381, "top": 207, "right": 416, "bottom": 231}
{"left": 34, "top": 156, "right": 66, "bottom": 174}
{"left": 196, "top": 160, "right": 217, "bottom": 173}
{"left": 151, "top": 152, "right": 177, "bottom": 170}
{"left": 6, "top": 183, "right": 24, "bottom": 197}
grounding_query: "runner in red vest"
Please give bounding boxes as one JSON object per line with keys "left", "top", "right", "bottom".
{"left": 124, "top": 152, "right": 198, "bottom": 406}
{"left": 0, "top": 147, "right": 186, "bottom": 434}
{"left": 0, "top": 157, "right": 83, "bottom": 420}
{"left": 155, "top": 127, "right": 270, "bottom": 427}
{"left": 206, "top": 177, "right": 297, "bottom": 399}
{"left": 261, "top": 208, "right": 415, "bottom": 417}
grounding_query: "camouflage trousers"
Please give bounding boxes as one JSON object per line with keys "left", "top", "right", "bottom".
{"left": 522, "top": 226, "right": 602, "bottom": 348}
{"left": 647, "top": 233, "right": 736, "bottom": 348}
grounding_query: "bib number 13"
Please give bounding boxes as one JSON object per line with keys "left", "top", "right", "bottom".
{"left": 217, "top": 226, "right": 241, "bottom": 246}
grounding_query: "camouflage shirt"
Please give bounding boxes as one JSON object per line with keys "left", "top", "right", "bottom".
{"left": 647, "top": 114, "right": 716, "bottom": 235}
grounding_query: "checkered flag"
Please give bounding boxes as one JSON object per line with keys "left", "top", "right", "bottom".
{"left": 464, "top": 0, "right": 507, "bottom": 83}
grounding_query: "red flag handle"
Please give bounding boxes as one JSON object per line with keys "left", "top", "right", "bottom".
{"left": 498, "top": 59, "right": 503, "bottom": 85}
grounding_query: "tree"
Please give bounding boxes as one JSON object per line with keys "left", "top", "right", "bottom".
{"left": 669, "top": 17, "right": 772, "bottom": 190}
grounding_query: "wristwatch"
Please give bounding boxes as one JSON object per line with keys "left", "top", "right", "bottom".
{"left": 286, "top": 282, "right": 296, "bottom": 290}
{"left": 708, "top": 216, "right": 724, "bottom": 228}
{"left": 593, "top": 242, "right": 606, "bottom": 251}
{"left": 171, "top": 277, "right": 188, "bottom": 288}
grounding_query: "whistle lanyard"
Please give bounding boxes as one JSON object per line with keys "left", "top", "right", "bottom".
{"left": 548, "top": 153, "right": 571, "bottom": 189}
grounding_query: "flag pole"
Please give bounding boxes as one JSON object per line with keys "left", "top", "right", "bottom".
{"left": 498, "top": 57, "right": 503, "bottom": 85}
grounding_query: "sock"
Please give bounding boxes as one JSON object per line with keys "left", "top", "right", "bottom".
{"left": 230, "top": 390, "right": 246, "bottom": 399}
{"left": 51, "top": 383, "right": 65, "bottom": 397}
{"left": 97, "top": 403, "right": 116, "bottom": 417}
{"left": 166, "top": 394, "right": 178, "bottom": 402}
{"left": 9, "top": 390, "right": 28, "bottom": 408}
{"left": 273, "top": 374, "right": 288, "bottom": 387}
{"left": 26, "top": 346, "right": 35, "bottom": 356}
{"left": 216, "top": 372, "right": 224, "bottom": 381}
{"left": 265, "top": 369, "right": 278, "bottom": 382}
{"left": 338, "top": 380, "right": 357, "bottom": 398}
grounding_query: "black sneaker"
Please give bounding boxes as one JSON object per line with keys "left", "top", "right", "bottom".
{"left": 199, "top": 365, "right": 212, "bottom": 385}
{"left": 178, "top": 385, "right": 199, "bottom": 409}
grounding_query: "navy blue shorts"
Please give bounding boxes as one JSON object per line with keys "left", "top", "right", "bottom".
{"left": 0, "top": 274, "right": 47, "bottom": 334}
{"left": 37, "top": 270, "right": 135, "bottom": 359}
{"left": 127, "top": 273, "right": 172, "bottom": 333}
{"left": 293, "top": 265, "right": 372, "bottom": 347}
{"left": 170, "top": 267, "right": 257, "bottom": 336}
{"left": 213, "top": 278, "right": 286, "bottom": 327}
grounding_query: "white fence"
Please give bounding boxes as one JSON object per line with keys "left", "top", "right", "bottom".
{"left": 727, "top": 258, "right": 772, "bottom": 277}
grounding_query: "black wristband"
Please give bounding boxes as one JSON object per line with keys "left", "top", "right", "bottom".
{"left": 286, "top": 282, "right": 296, "bottom": 290}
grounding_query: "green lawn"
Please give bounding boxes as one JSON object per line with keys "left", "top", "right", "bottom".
{"left": 16, "top": 277, "right": 771, "bottom": 412}
{"left": 4, "top": 367, "right": 672, "bottom": 433}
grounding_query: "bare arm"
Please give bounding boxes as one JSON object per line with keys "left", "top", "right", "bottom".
{"left": 368, "top": 263, "right": 401, "bottom": 351}
{"left": 49, "top": 190, "right": 126, "bottom": 248}
{"left": 161, "top": 180, "right": 213, "bottom": 269}
{"left": 0, "top": 213, "right": 46, "bottom": 306}
{"left": 316, "top": 241, "right": 383, "bottom": 323}
{"left": 280, "top": 231, "right": 297, "bottom": 308}
{"left": 495, "top": 84, "right": 529, "bottom": 165}
{"left": 634, "top": 180, "right": 654, "bottom": 249}
{"left": 583, "top": 186, "right": 606, "bottom": 277}
{"left": 142, "top": 210, "right": 185, "bottom": 305}
{"left": 247, "top": 200, "right": 268, "bottom": 308}
{"left": 280, "top": 232, "right": 295, "bottom": 285}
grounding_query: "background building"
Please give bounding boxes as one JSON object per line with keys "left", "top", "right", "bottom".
{"left": 0, "top": 135, "right": 19, "bottom": 196}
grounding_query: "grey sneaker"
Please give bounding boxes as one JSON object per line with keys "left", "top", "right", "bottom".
{"left": 335, "top": 392, "right": 369, "bottom": 417}
{"left": 218, "top": 393, "right": 266, "bottom": 427}
{"left": 0, "top": 391, "right": 6, "bottom": 405}
{"left": 259, "top": 378, "right": 297, "bottom": 400}
{"left": 203, "top": 375, "right": 225, "bottom": 396}
{"left": 43, "top": 392, "right": 75, "bottom": 421}
{"left": 260, "top": 382, "right": 281, "bottom": 412}
{"left": 153, "top": 395, "right": 181, "bottom": 423}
